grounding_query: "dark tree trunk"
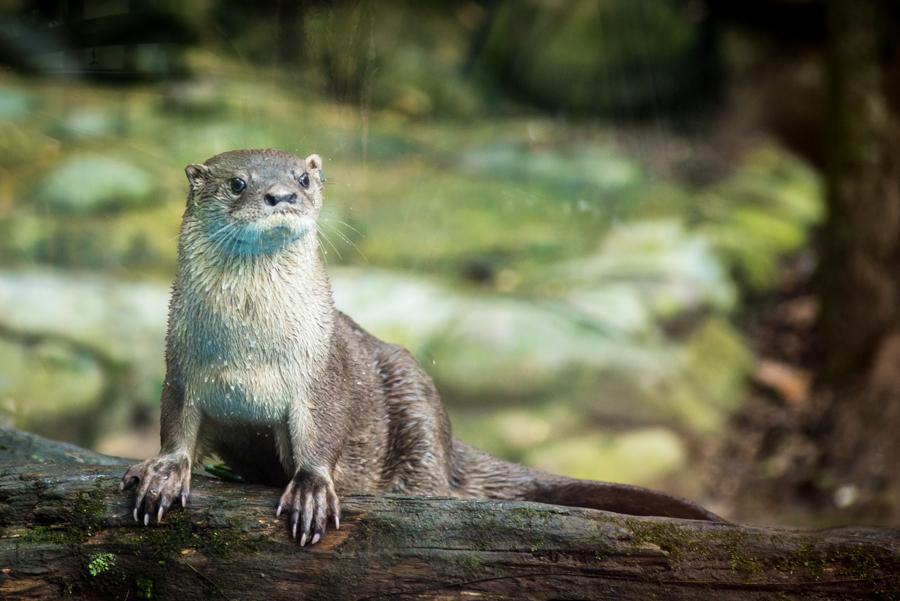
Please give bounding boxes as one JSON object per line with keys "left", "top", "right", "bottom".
{"left": 1, "top": 428, "right": 899, "bottom": 600}
{"left": 816, "top": 0, "right": 900, "bottom": 521}
{"left": 822, "top": 0, "right": 900, "bottom": 381}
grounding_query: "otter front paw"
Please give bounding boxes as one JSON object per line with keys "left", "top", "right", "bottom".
{"left": 276, "top": 468, "right": 340, "bottom": 546}
{"left": 120, "top": 453, "right": 191, "bottom": 525}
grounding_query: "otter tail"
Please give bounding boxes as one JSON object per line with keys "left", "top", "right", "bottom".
{"left": 450, "top": 440, "right": 723, "bottom": 522}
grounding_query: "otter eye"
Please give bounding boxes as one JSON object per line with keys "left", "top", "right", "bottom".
{"left": 228, "top": 177, "right": 246, "bottom": 194}
{"left": 298, "top": 172, "right": 310, "bottom": 190}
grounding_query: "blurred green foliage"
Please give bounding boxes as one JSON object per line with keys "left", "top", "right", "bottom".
{"left": 37, "top": 155, "right": 157, "bottom": 213}
{"left": 0, "top": 0, "right": 821, "bottom": 494}
{"left": 481, "top": 0, "right": 709, "bottom": 114}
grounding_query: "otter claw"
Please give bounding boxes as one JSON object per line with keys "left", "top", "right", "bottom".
{"left": 121, "top": 453, "right": 191, "bottom": 529}
{"left": 279, "top": 468, "right": 338, "bottom": 547}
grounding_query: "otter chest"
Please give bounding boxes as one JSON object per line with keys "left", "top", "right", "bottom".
{"left": 173, "top": 282, "right": 329, "bottom": 426}
{"left": 187, "top": 362, "right": 297, "bottom": 424}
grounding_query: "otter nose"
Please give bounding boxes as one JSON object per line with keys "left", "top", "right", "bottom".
{"left": 264, "top": 189, "right": 297, "bottom": 207}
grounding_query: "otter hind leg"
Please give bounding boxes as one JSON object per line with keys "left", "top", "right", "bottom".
{"left": 375, "top": 344, "right": 455, "bottom": 495}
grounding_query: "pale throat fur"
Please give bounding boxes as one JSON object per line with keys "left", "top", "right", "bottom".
{"left": 167, "top": 153, "right": 334, "bottom": 469}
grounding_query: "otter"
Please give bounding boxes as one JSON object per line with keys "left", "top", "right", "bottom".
{"left": 120, "top": 149, "right": 720, "bottom": 546}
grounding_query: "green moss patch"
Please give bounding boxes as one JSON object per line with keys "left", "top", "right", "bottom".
{"left": 87, "top": 552, "right": 117, "bottom": 577}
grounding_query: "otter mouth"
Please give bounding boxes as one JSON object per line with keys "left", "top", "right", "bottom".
{"left": 268, "top": 204, "right": 304, "bottom": 217}
{"left": 259, "top": 210, "right": 312, "bottom": 235}
{"left": 222, "top": 213, "right": 312, "bottom": 256}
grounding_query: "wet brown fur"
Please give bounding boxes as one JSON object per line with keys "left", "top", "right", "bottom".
{"left": 122, "top": 149, "right": 720, "bottom": 544}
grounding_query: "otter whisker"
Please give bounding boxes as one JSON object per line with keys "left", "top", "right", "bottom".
{"left": 207, "top": 220, "right": 236, "bottom": 242}
{"left": 333, "top": 219, "right": 363, "bottom": 236}
{"left": 321, "top": 219, "right": 367, "bottom": 262}
{"left": 220, "top": 225, "right": 241, "bottom": 262}
{"left": 316, "top": 224, "right": 343, "bottom": 262}
{"left": 200, "top": 216, "right": 238, "bottom": 251}
{"left": 312, "top": 225, "right": 327, "bottom": 264}
{"left": 230, "top": 226, "right": 247, "bottom": 259}
{"left": 206, "top": 222, "right": 238, "bottom": 253}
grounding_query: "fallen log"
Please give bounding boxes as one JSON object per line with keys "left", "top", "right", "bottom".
{"left": 0, "top": 428, "right": 898, "bottom": 600}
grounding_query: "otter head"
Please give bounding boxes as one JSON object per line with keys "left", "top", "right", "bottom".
{"left": 183, "top": 149, "right": 325, "bottom": 257}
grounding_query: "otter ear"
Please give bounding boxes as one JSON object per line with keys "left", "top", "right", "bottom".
{"left": 305, "top": 153, "right": 326, "bottom": 184}
{"left": 185, "top": 163, "right": 209, "bottom": 190}
{"left": 305, "top": 153, "right": 323, "bottom": 172}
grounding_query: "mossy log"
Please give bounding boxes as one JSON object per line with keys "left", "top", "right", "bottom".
{"left": 1, "top": 429, "right": 898, "bottom": 600}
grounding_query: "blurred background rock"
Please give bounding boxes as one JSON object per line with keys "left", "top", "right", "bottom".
{"left": 1, "top": 0, "right": 895, "bottom": 527}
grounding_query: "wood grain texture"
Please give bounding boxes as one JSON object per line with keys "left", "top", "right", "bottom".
{"left": 1, "top": 428, "right": 898, "bottom": 600}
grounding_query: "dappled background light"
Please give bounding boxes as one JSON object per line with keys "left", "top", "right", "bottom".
{"left": 0, "top": 0, "right": 836, "bottom": 524}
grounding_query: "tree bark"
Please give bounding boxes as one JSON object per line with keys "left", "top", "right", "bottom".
{"left": 821, "top": 0, "right": 900, "bottom": 382}
{"left": 0, "top": 429, "right": 898, "bottom": 600}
